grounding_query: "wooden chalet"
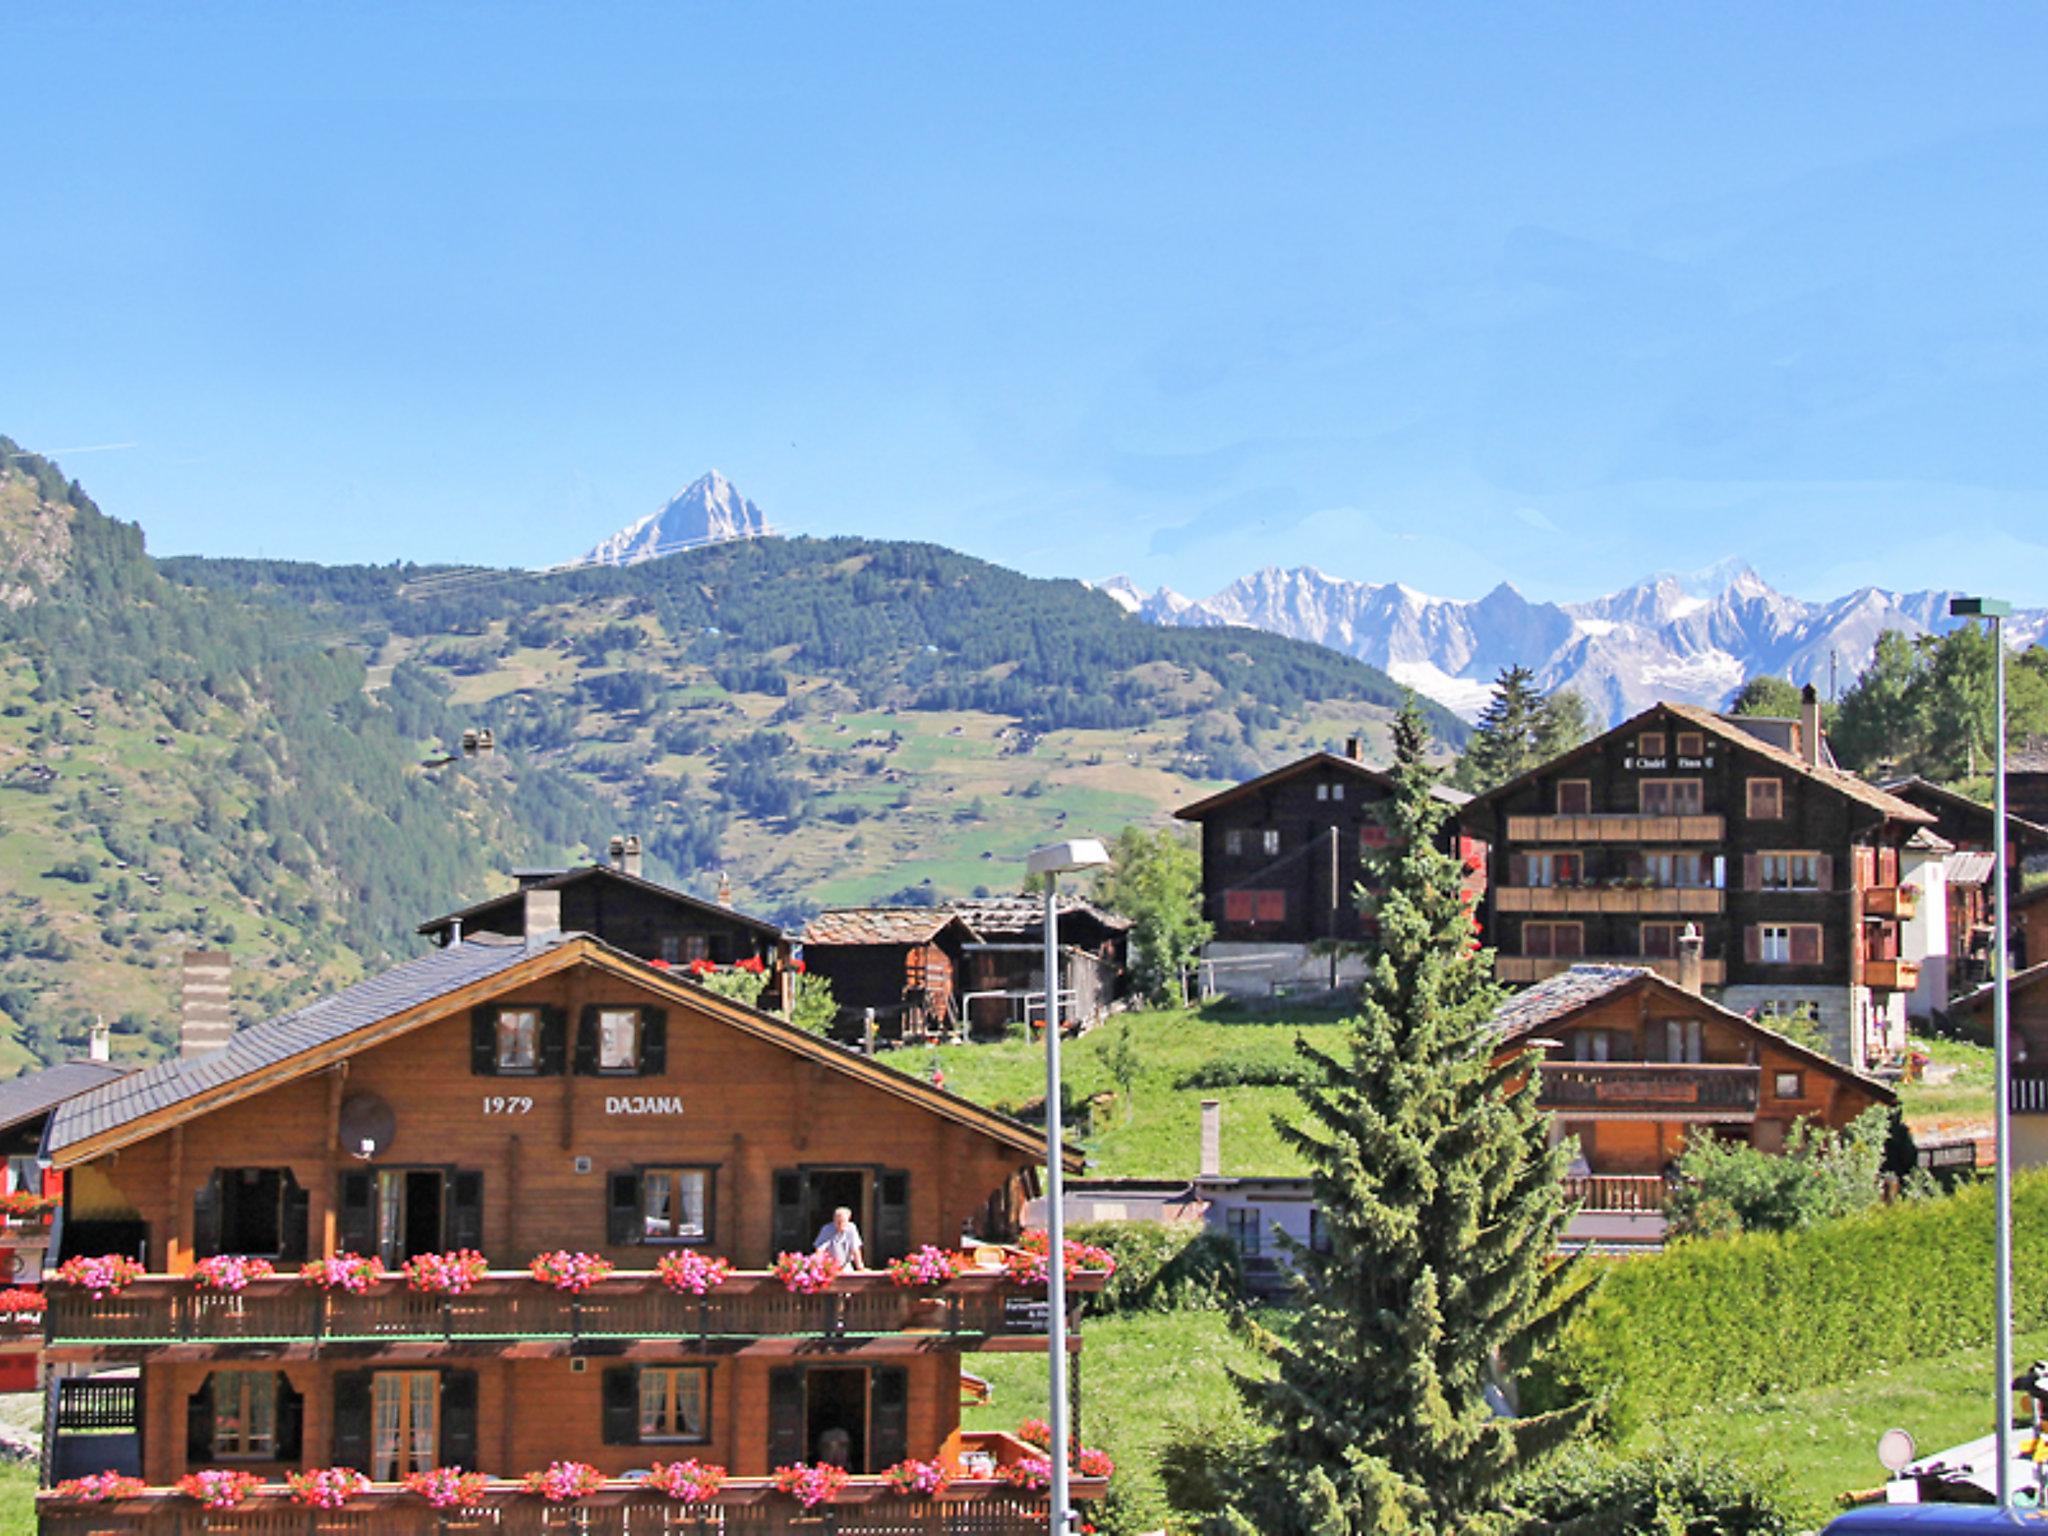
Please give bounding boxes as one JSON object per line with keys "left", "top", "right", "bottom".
{"left": 947, "top": 896, "right": 1131, "bottom": 1038}
{"left": 1460, "top": 692, "right": 1936, "bottom": 1069}
{"left": 798, "top": 910, "right": 979, "bottom": 1044}
{"left": 32, "top": 910, "right": 1102, "bottom": 1533}
{"left": 1488, "top": 960, "right": 1895, "bottom": 1210}
{"left": 1955, "top": 961, "right": 2048, "bottom": 1168}
{"left": 1174, "top": 738, "right": 1481, "bottom": 998}
{"left": 2010, "top": 739, "right": 2048, "bottom": 828}
{"left": 2023, "top": 883, "right": 2048, "bottom": 973}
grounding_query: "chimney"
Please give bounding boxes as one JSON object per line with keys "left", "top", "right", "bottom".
{"left": 1799, "top": 684, "right": 1821, "bottom": 768}
{"left": 607, "top": 835, "right": 626, "bottom": 869}
{"left": 622, "top": 834, "right": 642, "bottom": 879}
{"left": 1199, "top": 1098, "right": 1222, "bottom": 1179}
{"left": 716, "top": 871, "right": 733, "bottom": 909}
{"left": 523, "top": 887, "right": 562, "bottom": 943}
{"left": 88, "top": 1015, "right": 110, "bottom": 1063}
{"left": 1345, "top": 736, "right": 1363, "bottom": 762}
{"left": 179, "top": 950, "right": 234, "bottom": 1059}
{"left": 1676, "top": 923, "right": 1704, "bottom": 996}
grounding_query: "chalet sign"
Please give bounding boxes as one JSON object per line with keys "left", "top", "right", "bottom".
{"left": 1623, "top": 755, "right": 1716, "bottom": 771}
{"left": 605, "top": 1094, "right": 685, "bottom": 1116}
{"left": 1003, "top": 1296, "right": 1052, "bottom": 1333}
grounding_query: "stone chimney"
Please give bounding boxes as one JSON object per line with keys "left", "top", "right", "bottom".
{"left": 621, "top": 834, "right": 642, "bottom": 879}
{"left": 88, "top": 1016, "right": 110, "bottom": 1063}
{"left": 1199, "top": 1098, "right": 1222, "bottom": 1179}
{"left": 1800, "top": 684, "right": 1822, "bottom": 768}
{"left": 523, "top": 887, "right": 562, "bottom": 943}
{"left": 1676, "top": 923, "right": 1704, "bottom": 996}
{"left": 1345, "top": 736, "right": 1363, "bottom": 762}
{"left": 179, "top": 951, "right": 234, "bottom": 1059}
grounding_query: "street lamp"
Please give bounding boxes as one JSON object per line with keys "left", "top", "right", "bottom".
{"left": 1951, "top": 594, "right": 2015, "bottom": 1503}
{"left": 1025, "top": 837, "right": 1110, "bottom": 1536}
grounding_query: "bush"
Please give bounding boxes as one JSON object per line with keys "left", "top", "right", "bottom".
{"left": 1665, "top": 1106, "right": 1889, "bottom": 1237}
{"left": 1174, "top": 1047, "right": 1313, "bottom": 1091}
{"left": 1528, "top": 1170, "right": 2048, "bottom": 1437}
{"left": 1510, "top": 1445, "right": 1796, "bottom": 1535}
{"left": 1065, "top": 1220, "right": 1241, "bottom": 1316}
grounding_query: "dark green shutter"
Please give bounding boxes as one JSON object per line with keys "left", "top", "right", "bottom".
{"left": 767, "top": 1368, "right": 805, "bottom": 1466}
{"left": 771, "top": 1171, "right": 806, "bottom": 1255}
{"left": 607, "top": 1173, "right": 642, "bottom": 1246}
{"left": 185, "top": 1375, "right": 215, "bottom": 1465}
{"left": 448, "top": 1172, "right": 484, "bottom": 1252}
{"left": 638, "top": 1007, "right": 667, "bottom": 1076}
{"left": 471, "top": 1006, "right": 498, "bottom": 1076}
{"left": 440, "top": 1370, "right": 479, "bottom": 1470}
{"left": 870, "top": 1367, "right": 908, "bottom": 1471}
{"left": 337, "top": 1172, "right": 375, "bottom": 1256}
{"left": 601, "top": 1367, "right": 638, "bottom": 1445}
{"left": 573, "top": 1007, "right": 601, "bottom": 1076}
{"left": 279, "top": 1174, "right": 310, "bottom": 1265}
{"left": 537, "top": 1007, "right": 568, "bottom": 1076}
{"left": 277, "top": 1374, "right": 304, "bottom": 1461}
{"left": 192, "top": 1172, "right": 223, "bottom": 1261}
{"left": 874, "top": 1170, "right": 911, "bottom": 1265}
{"left": 330, "top": 1370, "right": 372, "bottom": 1472}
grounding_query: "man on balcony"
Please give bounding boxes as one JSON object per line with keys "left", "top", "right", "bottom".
{"left": 814, "top": 1207, "right": 866, "bottom": 1269}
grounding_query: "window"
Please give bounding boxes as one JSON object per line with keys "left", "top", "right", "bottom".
{"left": 371, "top": 1372, "right": 440, "bottom": 1482}
{"left": 1758, "top": 852, "right": 1825, "bottom": 890}
{"left": 1225, "top": 1207, "right": 1263, "bottom": 1256}
{"left": 1223, "top": 829, "right": 1244, "bottom": 857}
{"left": 1261, "top": 829, "right": 1281, "bottom": 857}
{"left": 1747, "top": 778, "right": 1785, "bottom": 819}
{"left": 1640, "top": 851, "right": 1715, "bottom": 888}
{"left": 597, "top": 1008, "right": 641, "bottom": 1073}
{"left": 1640, "top": 780, "right": 1704, "bottom": 816}
{"left": 1657, "top": 1019, "right": 1704, "bottom": 1064}
{"left": 1223, "top": 890, "right": 1287, "bottom": 925}
{"left": 494, "top": 1008, "right": 539, "bottom": 1073}
{"left": 1316, "top": 782, "right": 1344, "bottom": 801}
{"left": 1638, "top": 731, "right": 1667, "bottom": 758}
{"left": 1556, "top": 780, "right": 1592, "bottom": 815}
{"left": 1676, "top": 731, "right": 1705, "bottom": 758}
{"left": 1330, "top": 783, "right": 1344, "bottom": 801}
{"left": 1640, "top": 922, "right": 1682, "bottom": 959}
{"left": 212, "top": 1371, "right": 279, "bottom": 1460}
{"left": 637, "top": 1367, "right": 710, "bottom": 1442}
{"left": 1756, "top": 925, "right": 1823, "bottom": 965}
{"left": 610, "top": 1167, "right": 713, "bottom": 1245}
{"left": 1522, "top": 922, "right": 1584, "bottom": 959}
{"left": 659, "top": 933, "right": 710, "bottom": 965}
{"left": 1525, "top": 852, "right": 1582, "bottom": 888}
{"left": 1774, "top": 1071, "right": 1805, "bottom": 1099}
{"left": 1566, "top": 1029, "right": 1614, "bottom": 1062}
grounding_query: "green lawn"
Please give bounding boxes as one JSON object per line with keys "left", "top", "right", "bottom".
{"left": 0, "top": 1463, "right": 32, "bottom": 1536}
{"left": 1898, "top": 1034, "right": 1997, "bottom": 1128}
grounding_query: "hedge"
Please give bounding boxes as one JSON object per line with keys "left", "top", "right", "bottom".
{"left": 1065, "top": 1219, "right": 1243, "bottom": 1315}
{"left": 1528, "top": 1170, "right": 2048, "bottom": 1434}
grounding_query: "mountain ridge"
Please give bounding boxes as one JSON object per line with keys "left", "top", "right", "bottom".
{"left": 579, "top": 470, "right": 771, "bottom": 567}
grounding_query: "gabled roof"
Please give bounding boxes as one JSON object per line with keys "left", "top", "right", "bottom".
{"left": 1950, "top": 960, "right": 2048, "bottom": 1018}
{"left": 802, "top": 908, "right": 982, "bottom": 947}
{"left": 46, "top": 934, "right": 1073, "bottom": 1170}
{"left": 418, "top": 864, "right": 784, "bottom": 942}
{"left": 1486, "top": 963, "right": 1897, "bottom": 1105}
{"left": 1459, "top": 701, "right": 1935, "bottom": 827}
{"left": 2020, "top": 883, "right": 2048, "bottom": 912}
{"left": 1877, "top": 776, "right": 2048, "bottom": 848}
{"left": 949, "top": 895, "right": 1131, "bottom": 938}
{"left": 1173, "top": 750, "right": 1471, "bottom": 822}
{"left": 0, "top": 1059, "right": 130, "bottom": 1137}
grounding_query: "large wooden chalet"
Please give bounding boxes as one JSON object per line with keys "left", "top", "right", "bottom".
{"left": 1459, "top": 694, "right": 1935, "bottom": 1069}
{"left": 33, "top": 900, "right": 1101, "bottom": 1533}
{"left": 1174, "top": 738, "right": 1481, "bottom": 998}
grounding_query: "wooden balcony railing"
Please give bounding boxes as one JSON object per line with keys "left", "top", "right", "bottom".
{"left": 1505, "top": 814, "right": 1725, "bottom": 844}
{"left": 1495, "top": 887, "right": 1724, "bottom": 915}
{"left": 2013, "top": 1070, "right": 2048, "bottom": 1116}
{"left": 44, "top": 1271, "right": 1104, "bottom": 1362}
{"left": 1863, "top": 885, "right": 1920, "bottom": 920}
{"left": 1561, "top": 1174, "right": 1674, "bottom": 1213}
{"left": 1538, "top": 1063, "right": 1759, "bottom": 1117}
{"left": 1863, "top": 958, "right": 1921, "bottom": 991}
{"left": 1496, "top": 956, "right": 1727, "bottom": 987}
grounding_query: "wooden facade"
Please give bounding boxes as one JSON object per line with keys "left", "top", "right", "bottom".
{"left": 799, "top": 912, "right": 978, "bottom": 1042}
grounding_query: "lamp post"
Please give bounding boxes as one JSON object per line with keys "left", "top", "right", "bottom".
{"left": 1025, "top": 836, "right": 1110, "bottom": 1535}
{"left": 1951, "top": 595, "right": 2014, "bottom": 1502}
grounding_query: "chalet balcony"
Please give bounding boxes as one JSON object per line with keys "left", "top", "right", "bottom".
{"left": 38, "top": 1434, "right": 1104, "bottom": 1536}
{"left": 1863, "top": 958, "right": 1921, "bottom": 991}
{"left": 1538, "top": 1063, "right": 1760, "bottom": 1120}
{"left": 1561, "top": 1174, "right": 1675, "bottom": 1213}
{"left": 1497, "top": 956, "right": 1727, "bottom": 987}
{"left": 1495, "top": 886, "right": 1724, "bottom": 916}
{"left": 42, "top": 1270, "right": 1104, "bottom": 1364}
{"left": 1863, "top": 885, "right": 1921, "bottom": 920}
{"left": 1505, "top": 814, "right": 1725, "bottom": 845}
{"left": 2013, "top": 1069, "right": 2048, "bottom": 1116}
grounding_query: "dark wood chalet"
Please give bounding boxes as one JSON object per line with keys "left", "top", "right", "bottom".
{"left": 32, "top": 918, "right": 1102, "bottom": 1534}
{"left": 1459, "top": 694, "right": 1936, "bottom": 1069}
{"left": 2010, "top": 739, "right": 2048, "bottom": 828}
{"left": 1954, "top": 960, "right": 2048, "bottom": 1168}
{"left": 2024, "top": 884, "right": 2048, "bottom": 973}
{"left": 948, "top": 897, "right": 1131, "bottom": 1038}
{"left": 799, "top": 910, "right": 980, "bottom": 1044}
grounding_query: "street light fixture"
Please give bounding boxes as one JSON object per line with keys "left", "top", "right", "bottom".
{"left": 1025, "top": 837, "right": 1110, "bottom": 1536}
{"left": 1950, "top": 594, "right": 2015, "bottom": 1503}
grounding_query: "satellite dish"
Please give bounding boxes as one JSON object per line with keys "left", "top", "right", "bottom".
{"left": 1878, "top": 1427, "right": 1917, "bottom": 1474}
{"left": 338, "top": 1093, "right": 396, "bottom": 1159}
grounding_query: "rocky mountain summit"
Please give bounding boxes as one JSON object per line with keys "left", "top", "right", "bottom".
{"left": 579, "top": 471, "right": 771, "bottom": 567}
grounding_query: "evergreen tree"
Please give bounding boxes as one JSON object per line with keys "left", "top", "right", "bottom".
{"left": 1453, "top": 667, "right": 1590, "bottom": 792}
{"left": 1532, "top": 688, "right": 1593, "bottom": 761}
{"left": 1096, "top": 825, "right": 1211, "bottom": 1005}
{"left": 1211, "top": 698, "right": 1595, "bottom": 1535}
{"left": 1727, "top": 676, "right": 1805, "bottom": 718}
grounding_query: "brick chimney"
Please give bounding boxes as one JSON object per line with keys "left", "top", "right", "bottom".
{"left": 1199, "top": 1099, "right": 1222, "bottom": 1179}
{"left": 1800, "top": 684, "right": 1822, "bottom": 768}
{"left": 179, "top": 951, "right": 234, "bottom": 1059}
{"left": 1676, "top": 923, "right": 1704, "bottom": 996}
{"left": 523, "top": 887, "right": 562, "bottom": 943}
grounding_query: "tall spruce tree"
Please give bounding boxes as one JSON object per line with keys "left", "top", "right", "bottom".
{"left": 1453, "top": 667, "right": 1590, "bottom": 793}
{"left": 1212, "top": 698, "right": 1595, "bottom": 1535}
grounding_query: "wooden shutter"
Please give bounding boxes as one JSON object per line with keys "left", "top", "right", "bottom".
{"left": 447, "top": 1172, "right": 484, "bottom": 1252}
{"left": 471, "top": 1006, "right": 498, "bottom": 1076}
{"left": 601, "top": 1367, "right": 639, "bottom": 1445}
{"left": 1506, "top": 854, "right": 1528, "bottom": 888}
{"left": 1255, "top": 891, "right": 1286, "bottom": 923}
{"left": 574, "top": 1007, "right": 602, "bottom": 1077}
{"left": 1816, "top": 855, "right": 1833, "bottom": 891}
{"left": 608, "top": 1173, "right": 642, "bottom": 1247}
{"left": 874, "top": 1170, "right": 911, "bottom": 1265}
{"left": 639, "top": 1007, "right": 668, "bottom": 1077}
{"left": 772, "top": 1171, "right": 806, "bottom": 1255}
{"left": 767, "top": 1368, "right": 805, "bottom": 1467}
{"left": 330, "top": 1370, "right": 373, "bottom": 1472}
{"left": 192, "top": 1171, "right": 223, "bottom": 1261}
{"left": 1791, "top": 926, "right": 1822, "bottom": 966}
{"left": 1555, "top": 924, "right": 1583, "bottom": 959}
{"left": 277, "top": 1375, "right": 305, "bottom": 1461}
{"left": 537, "top": 1007, "right": 569, "bottom": 1076}
{"left": 1744, "top": 925, "right": 1762, "bottom": 965}
{"left": 1742, "top": 855, "right": 1761, "bottom": 891}
{"left": 870, "top": 1367, "right": 909, "bottom": 1470}
{"left": 1223, "top": 891, "right": 1252, "bottom": 924}
{"left": 440, "top": 1370, "right": 479, "bottom": 1470}
{"left": 186, "top": 1375, "right": 215, "bottom": 1465}
{"left": 280, "top": 1175, "right": 310, "bottom": 1266}
{"left": 337, "top": 1171, "right": 376, "bottom": 1256}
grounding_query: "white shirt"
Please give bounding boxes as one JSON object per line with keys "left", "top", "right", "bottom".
{"left": 814, "top": 1221, "right": 864, "bottom": 1266}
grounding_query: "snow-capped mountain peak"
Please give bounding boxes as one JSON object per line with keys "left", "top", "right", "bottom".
{"left": 579, "top": 471, "right": 772, "bottom": 567}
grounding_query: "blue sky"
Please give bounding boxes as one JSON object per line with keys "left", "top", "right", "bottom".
{"left": 6, "top": 3, "right": 2048, "bottom": 606}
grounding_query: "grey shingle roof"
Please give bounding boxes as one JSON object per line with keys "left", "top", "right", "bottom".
{"left": 948, "top": 895, "right": 1132, "bottom": 938}
{"left": 803, "top": 909, "right": 978, "bottom": 946}
{"left": 0, "top": 1060, "right": 130, "bottom": 1137}
{"left": 1489, "top": 965, "right": 1653, "bottom": 1042}
{"left": 47, "top": 937, "right": 551, "bottom": 1155}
